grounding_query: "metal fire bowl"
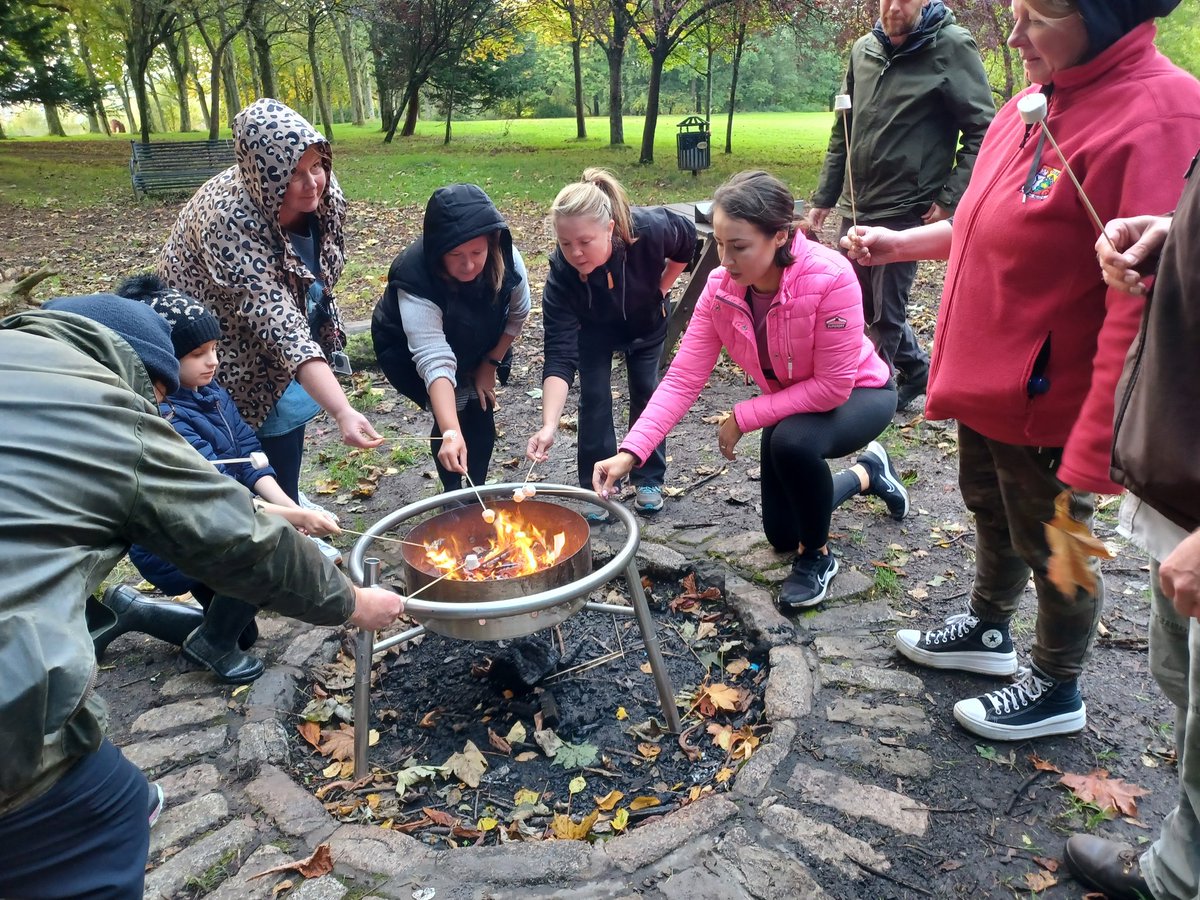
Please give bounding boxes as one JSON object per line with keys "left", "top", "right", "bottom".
{"left": 349, "top": 484, "right": 637, "bottom": 642}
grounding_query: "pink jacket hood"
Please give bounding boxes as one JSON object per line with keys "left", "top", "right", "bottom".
{"left": 620, "top": 230, "right": 890, "bottom": 465}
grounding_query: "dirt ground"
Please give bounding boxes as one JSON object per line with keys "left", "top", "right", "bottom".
{"left": 2, "top": 190, "right": 1180, "bottom": 897}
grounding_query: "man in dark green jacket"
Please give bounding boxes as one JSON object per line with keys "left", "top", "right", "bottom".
{"left": 812, "top": 0, "right": 994, "bottom": 411}
{"left": 0, "top": 295, "right": 404, "bottom": 898}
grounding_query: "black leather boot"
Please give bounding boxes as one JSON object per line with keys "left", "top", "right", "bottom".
{"left": 181, "top": 594, "right": 264, "bottom": 684}
{"left": 190, "top": 585, "right": 258, "bottom": 650}
{"left": 88, "top": 585, "right": 206, "bottom": 661}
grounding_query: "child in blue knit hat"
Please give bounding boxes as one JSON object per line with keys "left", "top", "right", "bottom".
{"left": 112, "top": 274, "right": 341, "bottom": 684}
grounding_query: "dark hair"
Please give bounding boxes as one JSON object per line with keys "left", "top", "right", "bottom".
{"left": 439, "top": 231, "right": 505, "bottom": 299}
{"left": 712, "top": 171, "right": 797, "bottom": 268}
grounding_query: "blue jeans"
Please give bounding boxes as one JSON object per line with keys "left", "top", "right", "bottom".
{"left": 576, "top": 335, "right": 666, "bottom": 490}
{"left": 0, "top": 739, "right": 150, "bottom": 898}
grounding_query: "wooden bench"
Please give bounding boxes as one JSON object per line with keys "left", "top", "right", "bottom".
{"left": 129, "top": 139, "right": 236, "bottom": 198}
{"left": 661, "top": 201, "right": 718, "bottom": 371}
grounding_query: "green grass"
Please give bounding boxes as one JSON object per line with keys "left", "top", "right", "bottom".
{"left": 872, "top": 564, "right": 900, "bottom": 597}
{"left": 0, "top": 112, "right": 835, "bottom": 210}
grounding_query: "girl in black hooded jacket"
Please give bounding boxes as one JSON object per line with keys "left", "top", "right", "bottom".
{"left": 372, "top": 184, "right": 530, "bottom": 491}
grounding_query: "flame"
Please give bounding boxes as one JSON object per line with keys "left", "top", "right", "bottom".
{"left": 423, "top": 507, "right": 568, "bottom": 581}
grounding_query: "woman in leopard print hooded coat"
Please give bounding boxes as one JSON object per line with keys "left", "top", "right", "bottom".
{"left": 158, "top": 98, "right": 382, "bottom": 499}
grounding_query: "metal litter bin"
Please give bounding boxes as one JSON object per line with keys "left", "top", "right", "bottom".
{"left": 676, "top": 116, "right": 710, "bottom": 175}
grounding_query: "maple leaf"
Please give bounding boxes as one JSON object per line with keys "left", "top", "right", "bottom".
{"left": 1059, "top": 769, "right": 1149, "bottom": 817}
{"left": 1044, "top": 489, "right": 1115, "bottom": 597}
{"left": 1025, "top": 871, "right": 1057, "bottom": 892}
{"left": 250, "top": 843, "right": 333, "bottom": 880}
{"left": 297, "top": 721, "right": 322, "bottom": 750}
{"left": 696, "top": 682, "right": 746, "bottom": 716}
{"left": 637, "top": 742, "right": 661, "bottom": 761}
{"left": 551, "top": 809, "right": 599, "bottom": 840}
{"left": 442, "top": 740, "right": 488, "bottom": 788}
{"left": 552, "top": 740, "right": 598, "bottom": 769}
{"left": 725, "top": 657, "right": 751, "bottom": 677}
{"left": 317, "top": 724, "right": 356, "bottom": 762}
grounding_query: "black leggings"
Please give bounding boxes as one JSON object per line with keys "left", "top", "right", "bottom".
{"left": 432, "top": 399, "right": 495, "bottom": 492}
{"left": 256, "top": 425, "right": 306, "bottom": 503}
{"left": 760, "top": 385, "right": 897, "bottom": 552}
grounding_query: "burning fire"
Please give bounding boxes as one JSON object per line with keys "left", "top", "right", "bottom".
{"left": 424, "top": 507, "right": 568, "bottom": 581}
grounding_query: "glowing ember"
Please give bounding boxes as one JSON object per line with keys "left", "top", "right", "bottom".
{"left": 424, "top": 507, "right": 568, "bottom": 581}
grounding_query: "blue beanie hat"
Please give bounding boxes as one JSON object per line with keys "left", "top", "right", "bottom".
{"left": 1076, "top": 0, "right": 1182, "bottom": 55}
{"left": 42, "top": 293, "right": 181, "bottom": 393}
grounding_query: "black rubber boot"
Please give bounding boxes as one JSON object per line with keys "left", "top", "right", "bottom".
{"left": 181, "top": 594, "right": 264, "bottom": 684}
{"left": 190, "top": 585, "right": 258, "bottom": 650}
{"left": 89, "top": 585, "right": 206, "bottom": 661}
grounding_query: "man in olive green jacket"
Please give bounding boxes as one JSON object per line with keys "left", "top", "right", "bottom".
{"left": 0, "top": 295, "right": 404, "bottom": 897}
{"left": 812, "top": 0, "right": 994, "bottom": 411}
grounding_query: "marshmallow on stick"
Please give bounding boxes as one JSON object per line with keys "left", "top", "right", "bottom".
{"left": 834, "top": 94, "right": 859, "bottom": 232}
{"left": 1016, "top": 93, "right": 1111, "bottom": 244}
{"left": 211, "top": 451, "right": 270, "bottom": 470}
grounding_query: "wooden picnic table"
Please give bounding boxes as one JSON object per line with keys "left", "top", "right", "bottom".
{"left": 661, "top": 200, "right": 717, "bottom": 371}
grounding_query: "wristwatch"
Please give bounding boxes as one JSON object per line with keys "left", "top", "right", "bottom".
{"left": 483, "top": 357, "right": 504, "bottom": 367}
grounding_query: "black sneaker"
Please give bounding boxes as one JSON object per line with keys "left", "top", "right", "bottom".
{"left": 858, "top": 441, "right": 909, "bottom": 521}
{"left": 895, "top": 610, "right": 1018, "bottom": 676}
{"left": 896, "top": 367, "right": 929, "bottom": 413}
{"left": 953, "top": 666, "right": 1086, "bottom": 740}
{"left": 148, "top": 782, "right": 164, "bottom": 828}
{"left": 778, "top": 550, "right": 839, "bottom": 609}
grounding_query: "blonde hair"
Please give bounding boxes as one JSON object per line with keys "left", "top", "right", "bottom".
{"left": 551, "top": 168, "right": 637, "bottom": 246}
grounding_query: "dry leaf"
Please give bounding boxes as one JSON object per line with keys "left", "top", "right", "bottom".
{"left": 1025, "top": 871, "right": 1057, "bottom": 892}
{"left": 478, "top": 816, "right": 499, "bottom": 831}
{"left": 297, "top": 721, "right": 322, "bottom": 750}
{"left": 418, "top": 708, "right": 442, "bottom": 729}
{"left": 1059, "top": 769, "right": 1149, "bottom": 817}
{"left": 552, "top": 809, "right": 599, "bottom": 840}
{"left": 1033, "top": 856, "right": 1060, "bottom": 873}
{"left": 1030, "top": 754, "right": 1062, "bottom": 773}
{"left": 505, "top": 721, "right": 527, "bottom": 744}
{"left": 701, "top": 412, "right": 731, "bottom": 425}
{"left": 321, "top": 761, "right": 340, "bottom": 778}
{"left": 639, "top": 662, "right": 653, "bottom": 674}
{"left": 423, "top": 806, "right": 458, "bottom": 827}
{"left": 615, "top": 707, "right": 628, "bottom": 721}
{"left": 1045, "top": 489, "right": 1115, "bottom": 597}
{"left": 250, "top": 843, "right": 333, "bottom": 880}
{"left": 514, "top": 788, "right": 541, "bottom": 805}
{"left": 488, "top": 728, "right": 512, "bottom": 755}
{"left": 612, "top": 807, "right": 630, "bottom": 831}
{"left": 442, "top": 740, "right": 488, "bottom": 788}
{"left": 272, "top": 880, "right": 293, "bottom": 895}
{"left": 629, "top": 796, "right": 661, "bottom": 811}
{"left": 514, "top": 751, "right": 538, "bottom": 762}
{"left": 595, "top": 790, "right": 624, "bottom": 811}
{"left": 696, "top": 682, "right": 747, "bottom": 716}
{"left": 637, "top": 742, "right": 661, "bottom": 761}
{"left": 317, "top": 724, "right": 356, "bottom": 761}
{"left": 715, "top": 767, "right": 735, "bottom": 784}
{"left": 725, "top": 657, "right": 751, "bottom": 677}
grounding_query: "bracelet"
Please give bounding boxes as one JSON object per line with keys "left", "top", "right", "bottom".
{"left": 484, "top": 357, "right": 504, "bottom": 367}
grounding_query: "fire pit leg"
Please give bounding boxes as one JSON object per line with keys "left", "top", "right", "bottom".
{"left": 624, "top": 561, "right": 682, "bottom": 732}
{"left": 353, "top": 558, "right": 382, "bottom": 778}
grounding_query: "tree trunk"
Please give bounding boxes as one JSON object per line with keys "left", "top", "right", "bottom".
{"left": 307, "top": 13, "right": 335, "bottom": 139}
{"left": 162, "top": 30, "right": 193, "bottom": 132}
{"left": 116, "top": 76, "right": 135, "bottom": 134}
{"left": 360, "top": 63, "right": 375, "bottom": 120}
{"left": 242, "top": 30, "right": 262, "bottom": 98}
{"left": 0, "top": 119, "right": 6, "bottom": 139}
{"left": 443, "top": 91, "right": 452, "bottom": 144}
{"left": 222, "top": 52, "right": 240, "bottom": 125}
{"left": 130, "top": 59, "right": 154, "bottom": 142}
{"left": 369, "top": 23, "right": 391, "bottom": 132}
{"left": 250, "top": 5, "right": 276, "bottom": 98}
{"left": 571, "top": 38, "right": 586, "bottom": 139}
{"left": 638, "top": 44, "right": 670, "bottom": 164}
{"left": 147, "top": 73, "right": 168, "bottom": 131}
{"left": 604, "top": 43, "right": 625, "bottom": 145}
{"left": 399, "top": 81, "right": 420, "bottom": 136}
{"left": 74, "top": 24, "right": 111, "bottom": 135}
{"left": 183, "top": 33, "right": 211, "bottom": 130}
{"left": 42, "top": 102, "right": 66, "bottom": 136}
{"left": 986, "top": 2, "right": 1015, "bottom": 100}
{"left": 724, "top": 20, "right": 744, "bottom": 154}
{"left": 332, "top": 13, "right": 365, "bottom": 126}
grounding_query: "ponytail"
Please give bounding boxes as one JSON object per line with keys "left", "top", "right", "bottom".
{"left": 551, "top": 167, "right": 638, "bottom": 246}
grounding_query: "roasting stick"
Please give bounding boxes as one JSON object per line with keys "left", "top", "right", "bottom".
{"left": 1017, "top": 93, "right": 1112, "bottom": 247}
{"left": 335, "top": 527, "right": 427, "bottom": 549}
{"left": 461, "top": 470, "right": 495, "bottom": 522}
{"left": 405, "top": 543, "right": 510, "bottom": 600}
{"left": 834, "top": 94, "right": 858, "bottom": 233}
{"left": 210, "top": 451, "right": 270, "bottom": 469}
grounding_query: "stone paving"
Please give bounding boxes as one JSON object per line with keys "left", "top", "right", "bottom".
{"left": 110, "top": 525, "right": 941, "bottom": 899}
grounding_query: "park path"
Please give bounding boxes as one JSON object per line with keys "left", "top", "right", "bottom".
{"left": 110, "top": 521, "right": 950, "bottom": 900}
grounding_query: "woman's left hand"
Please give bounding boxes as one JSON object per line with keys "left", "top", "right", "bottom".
{"left": 473, "top": 366, "right": 498, "bottom": 411}
{"left": 337, "top": 409, "right": 384, "bottom": 448}
{"left": 717, "top": 413, "right": 742, "bottom": 461}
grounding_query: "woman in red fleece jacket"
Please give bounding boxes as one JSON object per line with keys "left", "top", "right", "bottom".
{"left": 845, "top": 0, "right": 1200, "bottom": 742}
{"left": 595, "top": 171, "right": 905, "bottom": 609}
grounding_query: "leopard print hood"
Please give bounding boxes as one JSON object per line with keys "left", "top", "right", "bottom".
{"left": 158, "top": 99, "right": 348, "bottom": 427}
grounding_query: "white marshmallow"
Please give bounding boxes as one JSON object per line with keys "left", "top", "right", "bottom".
{"left": 463, "top": 553, "right": 480, "bottom": 571}
{"left": 512, "top": 489, "right": 525, "bottom": 503}
{"left": 249, "top": 451, "right": 270, "bottom": 470}
{"left": 1017, "top": 93, "right": 1048, "bottom": 126}
{"left": 481, "top": 508, "right": 496, "bottom": 524}
{"left": 524, "top": 486, "right": 536, "bottom": 497}
{"left": 834, "top": 94, "right": 852, "bottom": 111}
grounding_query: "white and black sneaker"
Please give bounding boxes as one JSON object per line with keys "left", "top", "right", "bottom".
{"left": 858, "top": 441, "right": 909, "bottom": 521}
{"left": 953, "top": 666, "right": 1086, "bottom": 740}
{"left": 778, "top": 550, "right": 839, "bottom": 609}
{"left": 895, "top": 610, "right": 1018, "bottom": 676}
{"left": 148, "top": 782, "right": 164, "bottom": 828}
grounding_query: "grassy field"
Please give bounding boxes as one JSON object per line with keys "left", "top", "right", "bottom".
{"left": 0, "top": 112, "right": 834, "bottom": 209}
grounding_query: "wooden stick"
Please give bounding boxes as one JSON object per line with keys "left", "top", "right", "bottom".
{"left": 461, "top": 470, "right": 492, "bottom": 516}
{"left": 1039, "top": 123, "right": 1112, "bottom": 248}
{"left": 841, "top": 108, "right": 858, "bottom": 233}
{"left": 335, "top": 527, "right": 427, "bottom": 549}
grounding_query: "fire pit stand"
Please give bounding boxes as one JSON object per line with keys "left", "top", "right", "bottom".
{"left": 348, "top": 483, "right": 682, "bottom": 776}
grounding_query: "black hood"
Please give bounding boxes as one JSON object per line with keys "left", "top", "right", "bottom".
{"left": 1077, "top": 0, "right": 1181, "bottom": 55}
{"left": 873, "top": 1, "right": 950, "bottom": 56}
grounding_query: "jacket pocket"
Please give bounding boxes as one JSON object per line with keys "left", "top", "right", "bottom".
{"left": 1023, "top": 333, "right": 1052, "bottom": 406}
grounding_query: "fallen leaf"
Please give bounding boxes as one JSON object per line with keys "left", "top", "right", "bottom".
{"left": 725, "top": 657, "right": 751, "bottom": 676}
{"left": 551, "top": 810, "right": 599, "bottom": 840}
{"left": 637, "top": 742, "right": 662, "bottom": 761}
{"left": 553, "top": 740, "right": 599, "bottom": 769}
{"left": 939, "top": 860, "right": 964, "bottom": 872}
{"left": 1025, "top": 871, "right": 1057, "bottom": 892}
{"left": 1030, "top": 754, "right": 1062, "bottom": 773}
{"left": 514, "top": 787, "right": 541, "bottom": 805}
{"left": 488, "top": 728, "right": 512, "bottom": 755}
{"left": 534, "top": 728, "right": 562, "bottom": 758}
{"left": 715, "top": 767, "right": 735, "bottom": 784}
{"left": 1044, "top": 489, "right": 1115, "bottom": 597}
{"left": 1033, "top": 856, "right": 1060, "bottom": 873}
{"left": 297, "top": 721, "right": 322, "bottom": 750}
{"left": 423, "top": 806, "right": 458, "bottom": 827}
{"left": 250, "top": 843, "right": 333, "bottom": 880}
{"left": 478, "top": 816, "right": 499, "bottom": 831}
{"left": 696, "top": 682, "right": 747, "bottom": 716}
{"left": 612, "top": 807, "right": 630, "bottom": 831}
{"left": 505, "top": 721, "right": 527, "bottom": 745}
{"left": 272, "top": 879, "right": 293, "bottom": 895}
{"left": 317, "top": 724, "right": 356, "bottom": 762}
{"left": 615, "top": 706, "right": 628, "bottom": 721}
{"left": 394, "top": 764, "right": 440, "bottom": 794}
{"left": 322, "top": 761, "right": 341, "bottom": 778}
{"left": 629, "top": 796, "right": 661, "bottom": 811}
{"left": 568, "top": 775, "right": 586, "bottom": 795}
{"left": 418, "top": 708, "right": 443, "bottom": 729}
{"left": 595, "top": 790, "right": 624, "bottom": 811}
{"left": 442, "top": 740, "right": 488, "bottom": 788}
{"left": 639, "top": 662, "right": 653, "bottom": 674}
{"left": 514, "top": 751, "right": 538, "bottom": 762}
{"left": 701, "top": 412, "right": 730, "bottom": 425}
{"left": 1060, "top": 769, "right": 1149, "bottom": 817}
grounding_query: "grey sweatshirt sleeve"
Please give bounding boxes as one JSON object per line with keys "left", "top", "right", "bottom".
{"left": 505, "top": 248, "right": 532, "bottom": 337}
{"left": 397, "top": 289, "right": 458, "bottom": 388}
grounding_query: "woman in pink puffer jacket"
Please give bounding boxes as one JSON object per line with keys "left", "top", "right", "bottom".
{"left": 595, "top": 171, "right": 907, "bottom": 609}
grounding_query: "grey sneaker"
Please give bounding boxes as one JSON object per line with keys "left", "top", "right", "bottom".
{"left": 858, "top": 441, "right": 909, "bottom": 521}
{"left": 298, "top": 492, "right": 339, "bottom": 523}
{"left": 634, "top": 485, "right": 664, "bottom": 514}
{"left": 895, "top": 610, "right": 1018, "bottom": 676}
{"left": 148, "top": 782, "right": 164, "bottom": 827}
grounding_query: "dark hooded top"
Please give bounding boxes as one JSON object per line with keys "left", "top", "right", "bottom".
{"left": 371, "top": 184, "right": 528, "bottom": 409}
